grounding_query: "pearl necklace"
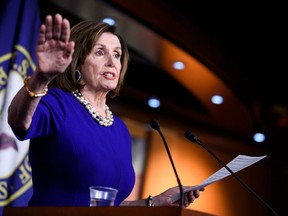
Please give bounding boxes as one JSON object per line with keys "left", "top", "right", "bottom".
{"left": 72, "top": 90, "right": 114, "bottom": 127}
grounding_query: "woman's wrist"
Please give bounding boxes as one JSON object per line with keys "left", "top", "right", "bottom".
{"left": 24, "top": 76, "right": 48, "bottom": 98}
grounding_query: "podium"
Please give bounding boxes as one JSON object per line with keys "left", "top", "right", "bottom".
{"left": 3, "top": 206, "right": 216, "bottom": 216}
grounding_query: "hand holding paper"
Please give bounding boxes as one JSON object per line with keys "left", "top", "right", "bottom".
{"left": 171, "top": 154, "right": 267, "bottom": 203}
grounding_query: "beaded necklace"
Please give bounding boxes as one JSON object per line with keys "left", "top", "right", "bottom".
{"left": 72, "top": 90, "right": 114, "bottom": 127}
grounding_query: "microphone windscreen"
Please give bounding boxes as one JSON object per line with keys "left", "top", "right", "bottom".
{"left": 150, "top": 119, "right": 160, "bottom": 131}
{"left": 184, "top": 130, "right": 195, "bottom": 141}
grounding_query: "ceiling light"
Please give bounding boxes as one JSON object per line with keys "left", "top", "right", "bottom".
{"left": 102, "top": 17, "right": 116, "bottom": 26}
{"left": 173, "top": 61, "right": 185, "bottom": 70}
{"left": 148, "top": 97, "right": 160, "bottom": 108}
{"left": 211, "top": 95, "right": 224, "bottom": 105}
{"left": 253, "top": 133, "right": 265, "bottom": 143}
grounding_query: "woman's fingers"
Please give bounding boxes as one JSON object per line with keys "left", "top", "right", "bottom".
{"left": 60, "top": 18, "right": 71, "bottom": 43}
{"left": 45, "top": 15, "right": 53, "bottom": 40}
{"left": 182, "top": 188, "right": 204, "bottom": 206}
{"left": 37, "top": 24, "right": 46, "bottom": 45}
{"left": 52, "top": 14, "right": 62, "bottom": 40}
{"left": 41, "top": 14, "right": 70, "bottom": 43}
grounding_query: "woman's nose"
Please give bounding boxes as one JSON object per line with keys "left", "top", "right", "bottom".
{"left": 105, "top": 54, "right": 115, "bottom": 67}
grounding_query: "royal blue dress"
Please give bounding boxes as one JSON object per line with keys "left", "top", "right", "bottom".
{"left": 14, "top": 88, "right": 135, "bottom": 206}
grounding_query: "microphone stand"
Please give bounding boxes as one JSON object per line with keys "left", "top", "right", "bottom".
{"left": 185, "top": 130, "right": 278, "bottom": 216}
{"left": 150, "top": 119, "right": 184, "bottom": 208}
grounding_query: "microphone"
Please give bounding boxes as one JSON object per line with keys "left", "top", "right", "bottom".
{"left": 184, "top": 130, "right": 278, "bottom": 216}
{"left": 150, "top": 119, "right": 184, "bottom": 208}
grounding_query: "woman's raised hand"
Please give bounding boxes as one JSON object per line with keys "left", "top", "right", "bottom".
{"left": 36, "top": 14, "right": 75, "bottom": 77}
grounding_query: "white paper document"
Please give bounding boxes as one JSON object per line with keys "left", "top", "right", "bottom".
{"left": 171, "top": 154, "right": 267, "bottom": 203}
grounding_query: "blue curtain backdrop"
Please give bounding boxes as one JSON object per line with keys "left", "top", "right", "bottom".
{"left": 0, "top": 0, "right": 40, "bottom": 215}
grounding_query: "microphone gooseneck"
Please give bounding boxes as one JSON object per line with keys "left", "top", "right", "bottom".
{"left": 184, "top": 130, "right": 278, "bottom": 216}
{"left": 150, "top": 119, "right": 184, "bottom": 208}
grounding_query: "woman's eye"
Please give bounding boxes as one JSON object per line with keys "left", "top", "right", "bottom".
{"left": 95, "top": 50, "right": 103, "bottom": 56}
{"left": 114, "top": 53, "right": 121, "bottom": 59}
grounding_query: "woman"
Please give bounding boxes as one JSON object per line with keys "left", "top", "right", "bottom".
{"left": 8, "top": 14, "right": 203, "bottom": 207}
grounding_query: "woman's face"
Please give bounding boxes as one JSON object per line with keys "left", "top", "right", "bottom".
{"left": 80, "top": 32, "right": 122, "bottom": 92}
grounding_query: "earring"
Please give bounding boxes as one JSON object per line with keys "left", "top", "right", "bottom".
{"left": 75, "top": 70, "right": 82, "bottom": 81}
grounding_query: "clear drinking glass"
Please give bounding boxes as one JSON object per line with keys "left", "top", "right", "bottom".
{"left": 89, "top": 186, "right": 118, "bottom": 207}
